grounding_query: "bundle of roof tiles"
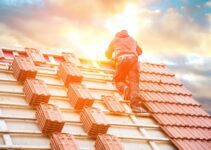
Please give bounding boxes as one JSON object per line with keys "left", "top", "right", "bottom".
{"left": 95, "top": 134, "right": 123, "bottom": 150}
{"left": 50, "top": 133, "right": 79, "bottom": 150}
{"left": 62, "top": 52, "right": 82, "bottom": 66}
{"left": 57, "top": 62, "right": 83, "bottom": 87}
{"left": 25, "top": 48, "right": 46, "bottom": 65}
{"left": 35, "top": 103, "right": 65, "bottom": 135}
{"left": 67, "top": 83, "right": 94, "bottom": 109}
{"left": 12, "top": 56, "right": 37, "bottom": 81}
{"left": 80, "top": 107, "right": 110, "bottom": 137}
{"left": 23, "top": 78, "right": 51, "bottom": 106}
{"left": 102, "top": 95, "right": 125, "bottom": 113}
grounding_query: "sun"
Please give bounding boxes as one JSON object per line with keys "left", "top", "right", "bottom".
{"left": 106, "top": 4, "right": 138, "bottom": 36}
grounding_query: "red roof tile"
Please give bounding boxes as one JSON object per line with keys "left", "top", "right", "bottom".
{"left": 144, "top": 102, "right": 209, "bottom": 116}
{"left": 58, "top": 62, "right": 83, "bottom": 87}
{"left": 139, "top": 81, "right": 192, "bottom": 96}
{"left": 102, "top": 95, "right": 126, "bottom": 113}
{"left": 142, "top": 67, "right": 211, "bottom": 150}
{"left": 140, "top": 91, "right": 199, "bottom": 106}
{"left": 12, "top": 56, "right": 37, "bottom": 81}
{"left": 140, "top": 73, "right": 182, "bottom": 85}
{"left": 80, "top": 107, "right": 110, "bottom": 137}
{"left": 67, "top": 83, "right": 94, "bottom": 109}
{"left": 23, "top": 78, "right": 51, "bottom": 106}
{"left": 36, "top": 103, "right": 65, "bottom": 135}
{"left": 50, "top": 133, "right": 79, "bottom": 150}
{"left": 139, "top": 62, "right": 174, "bottom": 76}
{"left": 171, "top": 139, "right": 211, "bottom": 150}
{"left": 25, "top": 48, "right": 46, "bottom": 65}
{"left": 62, "top": 52, "right": 81, "bottom": 66}
{"left": 153, "top": 114, "right": 211, "bottom": 128}
{"left": 161, "top": 126, "right": 211, "bottom": 140}
{"left": 95, "top": 134, "right": 124, "bottom": 150}
{"left": 139, "top": 82, "right": 166, "bottom": 93}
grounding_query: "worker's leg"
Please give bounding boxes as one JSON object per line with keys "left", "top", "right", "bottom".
{"left": 127, "top": 57, "right": 140, "bottom": 105}
{"left": 113, "top": 57, "right": 131, "bottom": 95}
{"left": 128, "top": 59, "right": 147, "bottom": 113}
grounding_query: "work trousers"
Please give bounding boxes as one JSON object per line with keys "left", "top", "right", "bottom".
{"left": 113, "top": 55, "right": 140, "bottom": 106}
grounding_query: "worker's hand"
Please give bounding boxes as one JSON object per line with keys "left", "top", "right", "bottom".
{"left": 111, "top": 52, "right": 116, "bottom": 60}
{"left": 110, "top": 59, "right": 116, "bottom": 68}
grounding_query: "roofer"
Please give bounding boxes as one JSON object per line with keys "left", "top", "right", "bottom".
{"left": 105, "top": 30, "right": 146, "bottom": 113}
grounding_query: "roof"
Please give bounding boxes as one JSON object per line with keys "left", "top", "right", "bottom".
{"left": 0, "top": 47, "right": 210, "bottom": 150}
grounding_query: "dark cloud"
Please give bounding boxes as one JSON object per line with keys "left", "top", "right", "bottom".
{"left": 195, "top": 96, "right": 211, "bottom": 115}
{"left": 162, "top": 54, "right": 211, "bottom": 114}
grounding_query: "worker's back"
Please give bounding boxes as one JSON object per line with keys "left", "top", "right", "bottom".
{"left": 107, "top": 30, "right": 140, "bottom": 59}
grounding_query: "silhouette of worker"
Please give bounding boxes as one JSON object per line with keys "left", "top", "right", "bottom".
{"left": 105, "top": 30, "right": 146, "bottom": 113}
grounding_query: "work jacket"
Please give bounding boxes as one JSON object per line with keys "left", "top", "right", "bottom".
{"left": 105, "top": 30, "right": 142, "bottom": 60}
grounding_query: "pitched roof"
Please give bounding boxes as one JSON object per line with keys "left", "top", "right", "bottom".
{"left": 0, "top": 47, "right": 210, "bottom": 150}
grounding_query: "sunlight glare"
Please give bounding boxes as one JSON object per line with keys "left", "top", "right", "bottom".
{"left": 106, "top": 4, "right": 138, "bottom": 36}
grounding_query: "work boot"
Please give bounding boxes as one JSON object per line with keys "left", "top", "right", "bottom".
{"left": 130, "top": 104, "right": 147, "bottom": 113}
{"left": 123, "top": 86, "right": 129, "bottom": 100}
{"left": 116, "top": 82, "right": 128, "bottom": 95}
{"left": 130, "top": 99, "right": 147, "bottom": 113}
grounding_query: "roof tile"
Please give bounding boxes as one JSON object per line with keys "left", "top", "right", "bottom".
{"left": 58, "top": 62, "right": 83, "bottom": 87}
{"left": 67, "top": 84, "right": 94, "bottom": 109}
{"left": 62, "top": 52, "right": 81, "bottom": 66}
{"left": 171, "top": 139, "right": 211, "bottom": 150}
{"left": 12, "top": 56, "right": 37, "bottom": 81}
{"left": 140, "top": 73, "right": 183, "bottom": 85}
{"left": 102, "top": 95, "right": 126, "bottom": 113}
{"left": 50, "top": 133, "right": 79, "bottom": 150}
{"left": 80, "top": 107, "right": 110, "bottom": 137}
{"left": 139, "top": 63, "right": 174, "bottom": 76}
{"left": 23, "top": 78, "right": 51, "bottom": 106}
{"left": 95, "top": 134, "right": 124, "bottom": 150}
{"left": 144, "top": 102, "right": 209, "bottom": 116}
{"left": 139, "top": 82, "right": 166, "bottom": 92}
{"left": 25, "top": 48, "right": 46, "bottom": 65}
{"left": 35, "top": 103, "right": 65, "bottom": 135}
{"left": 154, "top": 114, "right": 211, "bottom": 128}
{"left": 162, "top": 126, "right": 211, "bottom": 140}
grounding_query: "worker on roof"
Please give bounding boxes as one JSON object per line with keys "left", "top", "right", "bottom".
{"left": 105, "top": 30, "right": 146, "bottom": 113}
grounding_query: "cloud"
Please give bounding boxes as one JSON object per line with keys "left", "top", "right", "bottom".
{"left": 162, "top": 54, "right": 211, "bottom": 114}
{"left": 0, "top": 0, "right": 210, "bottom": 58}
{"left": 135, "top": 8, "right": 211, "bottom": 57}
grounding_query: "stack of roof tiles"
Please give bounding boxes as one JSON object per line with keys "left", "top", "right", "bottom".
{"left": 23, "top": 78, "right": 51, "bottom": 106}
{"left": 62, "top": 53, "right": 81, "bottom": 66}
{"left": 58, "top": 62, "right": 83, "bottom": 87}
{"left": 80, "top": 107, "right": 110, "bottom": 137}
{"left": 67, "top": 84, "right": 94, "bottom": 109}
{"left": 12, "top": 56, "right": 37, "bottom": 81}
{"left": 50, "top": 133, "right": 79, "bottom": 150}
{"left": 95, "top": 134, "right": 123, "bottom": 150}
{"left": 102, "top": 95, "right": 125, "bottom": 113}
{"left": 25, "top": 48, "right": 46, "bottom": 65}
{"left": 139, "top": 62, "right": 211, "bottom": 150}
{"left": 35, "top": 103, "right": 65, "bottom": 135}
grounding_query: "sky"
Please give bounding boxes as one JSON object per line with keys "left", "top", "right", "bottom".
{"left": 0, "top": 0, "right": 210, "bottom": 113}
